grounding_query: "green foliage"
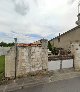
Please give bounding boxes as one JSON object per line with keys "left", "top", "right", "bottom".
{"left": 52, "top": 47, "right": 59, "bottom": 55}
{"left": 0, "top": 42, "right": 14, "bottom": 47}
{"left": 0, "top": 55, "right": 5, "bottom": 81}
{"left": 48, "top": 41, "right": 59, "bottom": 55}
{"left": 48, "top": 41, "right": 52, "bottom": 51}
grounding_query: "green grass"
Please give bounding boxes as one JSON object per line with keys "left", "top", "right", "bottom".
{"left": 0, "top": 55, "right": 5, "bottom": 81}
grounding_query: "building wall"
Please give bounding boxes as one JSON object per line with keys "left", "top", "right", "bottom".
{"left": 50, "top": 26, "right": 80, "bottom": 50}
{"left": 5, "top": 39, "right": 48, "bottom": 78}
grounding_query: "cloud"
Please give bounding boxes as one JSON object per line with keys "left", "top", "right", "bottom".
{"left": 0, "top": 0, "right": 78, "bottom": 43}
{"left": 68, "top": 0, "right": 76, "bottom": 4}
{"left": 13, "top": 0, "right": 29, "bottom": 15}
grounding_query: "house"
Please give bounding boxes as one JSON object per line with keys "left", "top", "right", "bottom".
{"left": 50, "top": 13, "right": 80, "bottom": 50}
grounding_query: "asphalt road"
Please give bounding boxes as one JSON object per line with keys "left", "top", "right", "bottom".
{"left": 12, "top": 77, "right": 80, "bottom": 92}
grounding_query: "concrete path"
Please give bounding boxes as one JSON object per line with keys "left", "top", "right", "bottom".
{"left": 12, "top": 77, "right": 80, "bottom": 92}
{"left": 1, "top": 68, "right": 80, "bottom": 92}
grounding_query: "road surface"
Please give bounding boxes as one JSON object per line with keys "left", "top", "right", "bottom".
{"left": 12, "top": 77, "right": 80, "bottom": 92}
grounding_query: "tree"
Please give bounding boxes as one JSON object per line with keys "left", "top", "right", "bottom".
{"left": 0, "top": 42, "right": 14, "bottom": 47}
{"left": 48, "top": 41, "right": 59, "bottom": 55}
{"left": 48, "top": 41, "right": 52, "bottom": 51}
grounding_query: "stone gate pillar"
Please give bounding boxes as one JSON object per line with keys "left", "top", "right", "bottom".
{"left": 40, "top": 39, "right": 48, "bottom": 70}
{"left": 71, "top": 42, "right": 80, "bottom": 71}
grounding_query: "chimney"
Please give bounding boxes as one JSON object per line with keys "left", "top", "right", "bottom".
{"left": 76, "top": 14, "right": 80, "bottom": 25}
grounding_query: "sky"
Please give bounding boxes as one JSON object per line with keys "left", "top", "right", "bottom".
{"left": 0, "top": 0, "right": 79, "bottom": 43}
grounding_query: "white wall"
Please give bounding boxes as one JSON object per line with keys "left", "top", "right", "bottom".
{"left": 62, "top": 59, "right": 73, "bottom": 68}
{"left": 0, "top": 47, "right": 10, "bottom": 56}
{"left": 48, "top": 60, "right": 60, "bottom": 70}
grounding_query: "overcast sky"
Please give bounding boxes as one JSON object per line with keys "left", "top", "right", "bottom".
{"left": 0, "top": 0, "right": 79, "bottom": 43}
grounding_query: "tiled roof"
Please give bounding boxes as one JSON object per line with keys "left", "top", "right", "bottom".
{"left": 50, "top": 26, "right": 80, "bottom": 41}
{"left": 17, "top": 43, "right": 42, "bottom": 47}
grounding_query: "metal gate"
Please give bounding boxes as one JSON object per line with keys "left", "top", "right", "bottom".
{"left": 48, "top": 55, "right": 74, "bottom": 71}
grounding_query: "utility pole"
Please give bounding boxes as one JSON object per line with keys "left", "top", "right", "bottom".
{"left": 14, "top": 38, "right": 17, "bottom": 79}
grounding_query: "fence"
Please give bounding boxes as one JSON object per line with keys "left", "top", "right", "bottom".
{"left": 48, "top": 55, "right": 74, "bottom": 71}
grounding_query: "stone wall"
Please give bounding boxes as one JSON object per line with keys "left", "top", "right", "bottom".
{"left": 5, "top": 47, "right": 15, "bottom": 78}
{"left": 5, "top": 39, "right": 48, "bottom": 78}
{"left": 71, "top": 42, "right": 80, "bottom": 71}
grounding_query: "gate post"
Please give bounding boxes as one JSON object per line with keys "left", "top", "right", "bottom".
{"left": 40, "top": 39, "right": 48, "bottom": 71}
{"left": 60, "top": 60, "right": 62, "bottom": 70}
{"left": 60, "top": 55, "right": 62, "bottom": 70}
{"left": 71, "top": 42, "right": 80, "bottom": 71}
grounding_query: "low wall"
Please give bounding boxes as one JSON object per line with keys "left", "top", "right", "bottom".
{"left": 5, "top": 47, "right": 15, "bottom": 78}
{"left": 5, "top": 39, "right": 48, "bottom": 78}
{"left": 16, "top": 46, "right": 48, "bottom": 76}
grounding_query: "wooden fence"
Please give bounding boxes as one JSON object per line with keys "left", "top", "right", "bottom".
{"left": 48, "top": 55, "right": 74, "bottom": 61}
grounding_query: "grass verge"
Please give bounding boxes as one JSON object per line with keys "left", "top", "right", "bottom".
{"left": 0, "top": 55, "right": 5, "bottom": 81}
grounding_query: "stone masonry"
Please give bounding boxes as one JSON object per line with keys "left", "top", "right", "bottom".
{"left": 5, "top": 47, "right": 15, "bottom": 77}
{"left": 71, "top": 42, "right": 80, "bottom": 71}
{"left": 5, "top": 39, "right": 48, "bottom": 78}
